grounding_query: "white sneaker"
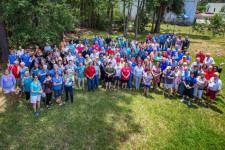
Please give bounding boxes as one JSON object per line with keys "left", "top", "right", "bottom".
{"left": 180, "top": 99, "right": 184, "bottom": 102}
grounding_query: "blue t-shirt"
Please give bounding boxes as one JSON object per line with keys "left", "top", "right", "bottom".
{"left": 83, "top": 39, "right": 89, "bottom": 45}
{"left": 30, "top": 80, "right": 41, "bottom": 96}
{"left": 76, "top": 57, "right": 85, "bottom": 66}
{"left": 31, "top": 68, "right": 40, "bottom": 75}
{"left": 20, "top": 54, "right": 30, "bottom": 66}
{"left": 8, "top": 55, "right": 17, "bottom": 65}
{"left": 185, "top": 77, "right": 197, "bottom": 86}
{"left": 159, "top": 35, "right": 167, "bottom": 43}
{"left": 49, "top": 68, "right": 63, "bottom": 77}
{"left": 95, "top": 66, "right": 100, "bottom": 76}
{"left": 52, "top": 76, "right": 62, "bottom": 90}
{"left": 39, "top": 69, "right": 49, "bottom": 85}
{"left": 22, "top": 76, "right": 33, "bottom": 92}
{"left": 44, "top": 46, "right": 51, "bottom": 53}
{"left": 152, "top": 36, "right": 158, "bottom": 42}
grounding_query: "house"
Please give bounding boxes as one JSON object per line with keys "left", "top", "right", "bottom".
{"left": 119, "top": 0, "right": 198, "bottom": 26}
{"left": 206, "top": 3, "right": 225, "bottom": 13}
{"left": 164, "top": 0, "right": 198, "bottom": 25}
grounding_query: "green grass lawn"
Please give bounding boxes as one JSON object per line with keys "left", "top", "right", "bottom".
{"left": 0, "top": 25, "right": 225, "bottom": 149}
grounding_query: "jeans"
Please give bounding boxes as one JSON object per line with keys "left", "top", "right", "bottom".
{"left": 179, "top": 82, "right": 185, "bottom": 96}
{"left": 65, "top": 86, "right": 73, "bottom": 102}
{"left": 78, "top": 78, "right": 85, "bottom": 89}
{"left": 87, "top": 77, "right": 94, "bottom": 91}
{"left": 135, "top": 76, "right": 142, "bottom": 89}
{"left": 93, "top": 75, "right": 99, "bottom": 88}
{"left": 128, "top": 74, "right": 133, "bottom": 88}
{"left": 54, "top": 89, "right": 61, "bottom": 99}
{"left": 160, "top": 42, "right": 165, "bottom": 49}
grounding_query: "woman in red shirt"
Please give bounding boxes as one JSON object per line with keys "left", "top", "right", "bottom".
{"left": 121, "top": 63, "right": 131, "bottom": 89}
{"left": 204, "top": 66, "right": 214, "bottom": 81}
{"left": 84, "top": 62, "right": 96, "bottom": 92}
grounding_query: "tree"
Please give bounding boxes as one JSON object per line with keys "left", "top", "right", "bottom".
{"left": 206, "top": 13, "right": 225, "bottom": 36}
{"left": 134, "top": 0, "right": 141, "bottom": 38}
{"left": 123, "top": 0, "right": 132, "bottom": 37}
{"left": 0, "top": 0, "right": 9, "bottom": 60}
{"left": 2, "top": 0, "right": 74, "bottom": 48}
{"left": 109, "top": 0, "right": 114, "bottom": 34}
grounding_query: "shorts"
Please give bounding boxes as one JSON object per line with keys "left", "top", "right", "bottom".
{"left": 183, "top": 88, "right": 194, "bottom": 98}
{"left": 121, "top": 79, "right": 128, "bottom": 84}
{"left": 205, "top": 89, "right": 217, "bottom": 100}
{"left": 16, "top": 78, "right": 21, "bottom": 87}
{"left": 142, "top": 83, "right": 151, "bottom": 88}
{"left": 164, "top": 83, "right": 173, "bottom": 88}
{"left": 172, "top": 82, "right": 179, "bottom": 89}
{"left": 25, "top": 92, "right": 30, "bottom": 100}
{"left": 115, "top": 76, "right": 120, "bottom": 81}
{"left": 105, "top": 76, "right": 113, "bottom": 82}
{"left": 30, "top": 95, "right": 41, "bottom": 103}
{"left": 3, "top": 87, "right": 16, "bottom": 94}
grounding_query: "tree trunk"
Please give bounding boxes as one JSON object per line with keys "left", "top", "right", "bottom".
{"left": 154, "top": 5, "right": 163, "bottom": 33}
{"left": 151, "top": 9, "right": 156, "bottom": 33}
{"left": 109, "top": 0, "right": 113, "bottom": 34}
{"left": 134, "top": 0, "right": 140, "bottom": 38}
{"left": 123, "top": 0, "right": 126, "bottom": 36}
{"left": 124, "top": 0, "right": 132, "bottom": 38}
{"left": 0, "top": 0, "right": 10, "bottom": 60}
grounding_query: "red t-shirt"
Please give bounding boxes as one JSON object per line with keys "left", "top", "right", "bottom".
{"left": 145, "top": 35, "right": 152, "bottom": 40}
{"left": 107, "top": 49, "right": 113, "bottom": 56}
{"left": 115, "top": 58, "right": 121, "bottom": 62}
{"left": 76, "top": 47, "right": 83, "bottom": 53}
{"left": 135, "top": 60, "right": 143, "bottom": 65}
{"left": 84, "top": 66, "right": 96, "bottom": 77}
{"left": 161, "top": 54, "right": 168, "bottom": 58}
{"left": 121, "top": 67, "right": 131, "bottom": 80}
{"left": 9, "top": 65, "right": 21, "bottom": 79}
{"left": 196, "top": 53, "right": 205, "bottom": 63}
{"left": 204, "top": 70, "right": 214, "bottom": 81}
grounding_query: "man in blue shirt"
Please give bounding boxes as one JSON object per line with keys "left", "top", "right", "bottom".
{"left": 83, "top": 37, "right": 89, "bottom": 45}
{"left": 179, "top": 67, "right": 190, "bottom": 96}
{"left": 152, "top": 34, "right": 158, "bottom": 42}
{"left": 171, "top": 45, "right": 179, "bottom": 57}
{"left": 76, "top": 54, "right": 85, "bottom": 66}
{"left": 162, "top": 66, "right": 175, "bottom": 97}
{"left": 20, "top": 49, "right": 30, "bottom": 67}
{"left": 123, "top": 44, "right": 131, "bottom": 57}
{"left": 65, "top": 60, "right": 77, "bottom": 75}
{"left": 159, "top": 32, "right": 167, "bottom": 49}
{"left": 181, "top": 71, "right": 197, "bottom": 106}
{"left": 93, "top": 35, "right": 99, "bottom": 44}
{"left": 69, "top": 41, "right": 76, "bottom": 55}
{"left": 167, "top": 31, "right": 173, "bottom": 38}
{"left": 8, "top": 50, "right": 17, "bottom": 65}
{"left": 49, "top": 64, "right": 63, "bottom": 77}
{"left": 174, "top": 50, "right": 184, "bottom": 62}
{"left": 44, "top": 43, "right": 51, "bottom": 53}
{"left": 99, "top": 35, "right": 105, "bottom": 45}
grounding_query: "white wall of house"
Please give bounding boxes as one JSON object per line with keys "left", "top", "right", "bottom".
{"left": 207, "top": 3, "right": 225, "bottom": 13}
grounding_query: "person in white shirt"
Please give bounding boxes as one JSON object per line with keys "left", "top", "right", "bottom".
{"left": 134, "top": 62, "right": 144, "bottom": 90}
{"left": 131, "top": 39, "right": 138, "bottom": 49}
{"left": 107, "top": 55, "right": 116, "bottom": 67}
{"left": 204, "top": 53, "right": 215, "bottom": 66}
{"left": 17, "top": 46, "right": 24, "bottom": 58}
{"left": 65, "top": 42, "right": 70, "bottom": 53}
{"left": 66, "top": 52, "right": 74, "bottom": 62}
{"left": 114, "top": 61, "right": 122, "bottom": 89}
{"left": 152, "top": 41, "right": 157, "bottom": 50}
{"left": 205, "top": 72, "right": 222, "bottom": 108}
{"left": 90, "top": 50, "right": 99, "bottom": 61}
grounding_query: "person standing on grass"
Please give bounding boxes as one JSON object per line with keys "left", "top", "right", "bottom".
{"left": 19, "top": 62, "right": 28, "bottom": 97}
{"left": 22, "top": 71, "right": 33, "bottom": 107}
{"left": 52, "top": 71, "right": 63, "bottom": 103}
{"left": 127, "top": 62, "right": 133, "bottom": 90}
{"left": 162, "top": 66, "right": 175, "bottom": 97}
{"left": 105, "top": 62, "right": 115, "bottom": 91}
{"left": 76, "top": 61, "right": 86, "bottom": 90}
{"left": 159, "top": 32, "right": 167, "bottom": 49}
{"left": 134, "top": 62, "right": 144, "bottom": 90}
{"left": 142, "top": 69, "right": 153, "bottom": 97}
{"left": 152, "top": 62, "right": 162, "bottom": 91}
{"left": 20, "top": 49, "right": 30, "bottom": 67}
{"left": 30, "top": 74, "right": 43, "bottom": 116}
{"left": 1, "top": 69, "right": 22, "bottom": 105}
{"left": 114, "top": 61, "right": 122, "bottom": 89}
{"left": 93, "top": 61, "right": 101, "bottom": 89}
{"left": 172, "top": 66, "right": 181, "bottom": 97}
{"left": 85, "top": 62, "right": 96, "bottom": 92}
{"left": 121, "top": 63, "right": 131, "bottom": 90}
{"left": 43, "top": 73, "right": 53, "bottom": 110}
{"left": 205, "top": 72, "right": 222, "bottom": 108}
{"left": 63, "top": 69, "right": 75, "bottom": 103}
{"left": 30, "top": 62, "right": 40, "bottom": 76}
{"left": 193, "top": 72, "right": 207, "bottom": 104}
{"left": 180, "top": 71, "right": 197, "bottom": 106}
{"left": 8, "top": 61, "right": 21, "bottom": 93}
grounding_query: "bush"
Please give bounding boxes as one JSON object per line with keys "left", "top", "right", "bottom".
{"left": 197, "top": 6, "right": 206, "bottom": 12}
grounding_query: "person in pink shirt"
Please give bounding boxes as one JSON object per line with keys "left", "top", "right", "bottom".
{"left": 76, "top": 44, "right": 83, "bottom": 53}
{"left": 92, "top": 42, "right": 100, "bottom": 51}
{"left": 150, "top": 48, "right": 158, "bottom": 62}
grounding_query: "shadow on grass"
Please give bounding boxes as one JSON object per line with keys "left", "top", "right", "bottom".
{"left": 0, "top": 90, "right": 141, "bottom": 149}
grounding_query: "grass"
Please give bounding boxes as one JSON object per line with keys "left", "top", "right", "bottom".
{"left": 0, "top": 25, "right": 225, "bottom": 149}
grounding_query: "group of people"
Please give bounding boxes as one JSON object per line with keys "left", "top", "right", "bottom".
{"left": 1, "top": 31, "right": 223, "bottom": 116}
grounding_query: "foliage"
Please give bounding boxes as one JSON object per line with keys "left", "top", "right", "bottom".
{"left": 205, "top": 13, "right": 225, "bottom": 36}
{"left": 220, "top": 5, "right": 225, "bottom": 12}
{"left": 1, "top": 0, "right": 75, "bottom": 48}
{"left": 192, "top": 22, "right": 207, "bottom": 35}
{"left": 197, "top": 6, "right": 206, "bottom": 12}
